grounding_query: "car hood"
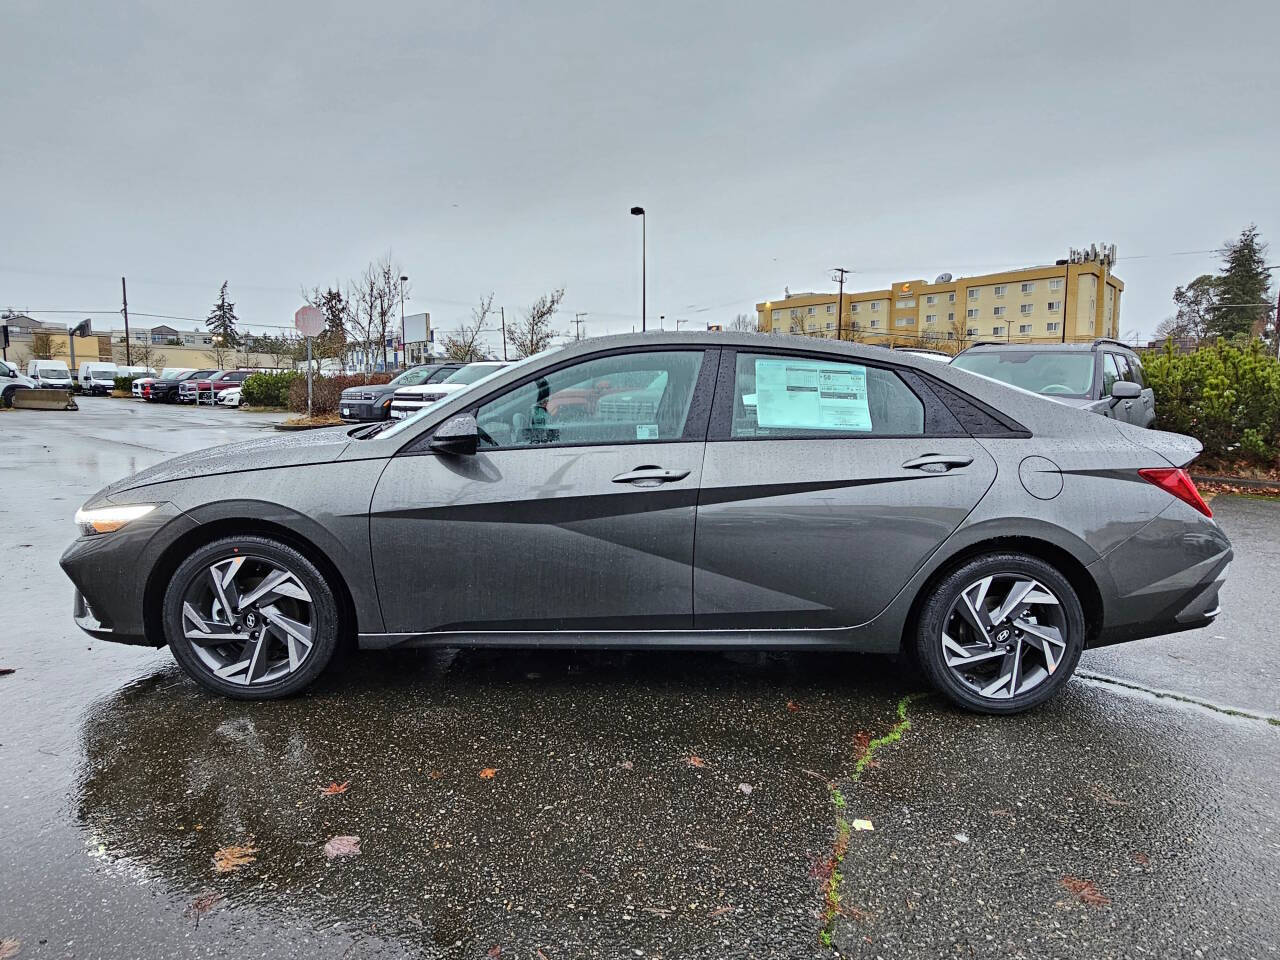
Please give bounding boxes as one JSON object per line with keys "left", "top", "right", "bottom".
{"left": 93, "top": 427, "right": 355, "bottom": 500}
{"left": 342, "top": 383, "right": 398, "bottom": 397}
{"left": 1043, "top": 396, "right": 1099, "bottom": 409}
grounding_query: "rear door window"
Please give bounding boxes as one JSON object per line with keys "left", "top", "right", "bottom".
{"left": 729, "top": 352, "right": 923, "bottom": 437}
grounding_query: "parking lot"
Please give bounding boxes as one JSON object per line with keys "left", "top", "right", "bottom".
{"left": 2, "top": 397, "right": 1278, "bottom": 958}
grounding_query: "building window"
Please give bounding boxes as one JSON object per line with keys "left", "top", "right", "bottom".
{"left": 925, "top": 295, "right": 936, "bottom": 305}
{"left": 807, "top": 306, "right": 815, "bottom": 316}
{"left": 896, "top": 299, "right": 914, "bottom": 309}
{"left": 825, "top": 321, "right": 834, "bottom": 330}
{"left": 1018, "top": 323, "right": 1032, "bottom": 334}
{"left": 1020, "top": 303, "right": 1033, "bottom": 315}
{"left": 994, "top": 285, "right": 1007, "bottom": 297}
{"left": 992, "top": 326, "right": 1005, "bottom": 336}
{"left": 947, "top": 312, "right": 955, "bottom": 323}
{"left": 1046, "top": 301, "right": 1062, "bottom": 312}
{"left": 966, "top": 308, "right": 979, "bottom": 319}
{"left": 1049, "top": 278, "right": 1063, "bottom": 291}
{"left": 870, "top": 302, "right": 880, "bottom": 311}
{"left": 1021, "top": 282, "right": 1035, "bottom": 294}
{"left": 946, "top": 330, "right": 955, "bottom": 340}
{"left": 850, "top": 303, "right": 859, "bottom": 314}
{"left": 966, "top": 327, "right": 978, "bottom": 337}
{"left": 870, "top": 318, "right": 880, "bottom": 328}
{"left": 790, "top": 309, "right": 801, "bottom": 320}
{"left": 895, "top": 317, "right": 911, "bottom": 327}
{"left": 968, "top": 289, "right": 979, "bottom": 301}
{"left": 771, "top": 310, "right": 780, "bottom": 320}
{"left": 826, "top": 304, "right": 834, "bottom": 314}
{"left": 924, "top": 313, "right": 937, "bottom": 324}
{"left": 789, "top": 324, "right": 798, "bottom": 334}
{"left": 993, "top": 306, "right": 1006, "bottom": 317}
{"left": 948, "top": 292, "right": 956, "bottom": 303}
{"left": 1046, "top": 321, "right": 1060, "bottom": 332}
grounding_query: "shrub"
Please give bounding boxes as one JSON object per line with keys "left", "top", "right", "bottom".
{"left": 114, "top": 375, "right": 139, "bottom": 393}
{"left": 1141, "top": 340, "right": 1280, "bottom": 466}
{"left": 241, "top": 370, "right": 302, "bottom": 408}
{"left": 286, "top": 373, "right": 394, "bottom": 415}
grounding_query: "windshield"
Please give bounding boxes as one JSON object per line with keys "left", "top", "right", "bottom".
{"left": 444, "top": 364, "right": 503, "bottom": 386}
{"left": 89, "top": 367, "right": 116, "bottom": 378}
{"left": 389, "top": 365, "right": 447, "bottom": 387}
{"left": 38, "top": 365, "right": 71, "bottom": 378}
{"left": 951, "top": 351, "right": 1096, "bottom": 399}
{"left": 377, "top": 350, "right": 557, "bottom": 440}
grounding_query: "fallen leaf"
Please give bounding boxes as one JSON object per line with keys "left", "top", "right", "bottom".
{"left": 319, "top": 781, "right": 350, "bottom": 796}
{"left": 0, "top": 938, "right": 19, "bottom": 959}
{"left": 1130, "top": 851, "right": 1150, "bottom": 866}
{"left": 738, "top": 782, "right": 753, "bottom": 795}
{"left": 428, "top": 769, "right": 442, "bottom": 779}
{"left": 619, "top": 760, "right": 634, "bottom": 770}
{"left": 324, "top": 835, "right": 361, "bottom": 859}
{"left": 185, "top": 891, "right": 224, "bottom": 926}
{"left": 478, "top": 767, "right": 498, "bottom": 779}
{"left": 1061, "top": 876, "right": 1109, "bottom": 907}
{"left": 708, "top": 905, "right": 735, "bottom": 917}
{"left": 212, "top": 843, "right": 258, "bottom": 874}
{"left": 953, "top": 832, "right": 969, "bottom": 843}
{"left": 537, "top": 950, "right": 550, "bottom": 960}
{"left": 487, "top": 946, "right": 502, "bottom": 957}
{"left": 851, "top": 819, "right": 874, "bottom": 832}
{"left": 786, "top": 700, "right": 799, "bottom": 712}
{"left": 686, "top": 755, "right": 706, "bottom": 768}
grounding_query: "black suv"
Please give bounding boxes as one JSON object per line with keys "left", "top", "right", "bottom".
{"left": 951, "top": 338, "right": 1155, "bottom": 427}
{"left": 339, "top": 363, "right": 463, "bottom": 422}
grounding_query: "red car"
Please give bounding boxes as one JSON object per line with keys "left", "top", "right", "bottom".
{"left": 180, "top": 370, "right": 253, "bottom": 404}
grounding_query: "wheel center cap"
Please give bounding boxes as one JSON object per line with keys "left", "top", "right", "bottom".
{"left": 995, "top": 627, "right": 1011, "bottom": 643}
{"left": 244, "top": 612, "right": 258, "bottom": 629}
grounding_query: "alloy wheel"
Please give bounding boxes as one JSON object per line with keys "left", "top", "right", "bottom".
{"left": 940, "top": 574, "right": 1069, "bottom": 700}
{"left": 180, "top": 555, "right": 315, "bottom": 685}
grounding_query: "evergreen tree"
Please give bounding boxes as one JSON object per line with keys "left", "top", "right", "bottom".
{"left": 206, "top": 281, "right": 241, "bottom": 347}
{"left": 1209, "top": 225, "right": 1271, "bottom": 340}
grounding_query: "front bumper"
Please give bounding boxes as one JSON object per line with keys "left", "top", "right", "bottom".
{"left": 60, "top": 503, "right": 195, "bottom": 647}
{"left": 340, "top": 398, "right": 392, "bottom": 422}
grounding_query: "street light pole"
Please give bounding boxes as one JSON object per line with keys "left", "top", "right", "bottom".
{"left": 630, "top": 206, "right": 646, "bottom": 331}
{"left": 399, "top": 274, "right": 408, "bottom": 368}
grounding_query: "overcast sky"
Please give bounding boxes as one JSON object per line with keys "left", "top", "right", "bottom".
{"left": 3, "top": 0, "right": 1277, "bottom": 353}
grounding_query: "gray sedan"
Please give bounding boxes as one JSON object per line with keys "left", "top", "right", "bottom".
{"left": 61, "top": 332, "right": 1231, "bottom": 713}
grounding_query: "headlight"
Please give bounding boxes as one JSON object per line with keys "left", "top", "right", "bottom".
{"left": 74, "top": 503, "right": 157, "bottom": 535}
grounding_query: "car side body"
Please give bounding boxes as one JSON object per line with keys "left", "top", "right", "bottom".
{"left": 61, "top": 332, "right": 1230, "bottom": 709}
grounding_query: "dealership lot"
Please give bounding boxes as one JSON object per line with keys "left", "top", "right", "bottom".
{"left": 2, "top": 398, "right": 1278, "bottom": 958}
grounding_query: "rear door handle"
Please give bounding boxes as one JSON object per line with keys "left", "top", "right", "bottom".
{"left": 612, "top": 465, "right": 691, "bottom": 486}
{"left": 901, "top": 454, "right": 974, "bottom": 473}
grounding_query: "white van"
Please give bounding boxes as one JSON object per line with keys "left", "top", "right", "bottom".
{"left": 27, "top": 359, "right": 74, "bottom": 389}
{"left": 78, "top": 361, "right": 119, "bottom": 395}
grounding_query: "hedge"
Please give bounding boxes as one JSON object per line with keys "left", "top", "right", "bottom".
{"left": 1141, "top": 340, "right": 1280, "bottom": 465}
{"left": 114, "top": 375, "right": 140, "bottom": 393}
{"left": 241, "top": 370, "right": 302, "bottom": 408}
{"left": 287, "top": 373, "right": 393, "bottom": 415}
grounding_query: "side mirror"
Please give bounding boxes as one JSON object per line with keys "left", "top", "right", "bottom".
{"left": 429, "top": 414, "right": 479, "bottom": 456}
{"left": 1109, "top": 380, "right": 1141, "bottom": 403}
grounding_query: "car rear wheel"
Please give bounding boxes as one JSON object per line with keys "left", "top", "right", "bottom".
{"left": 913, "top": 552, "right": 1085, "bottom": 714}
{"left": 162, "top": 535, "right": 340, "bottom": 699}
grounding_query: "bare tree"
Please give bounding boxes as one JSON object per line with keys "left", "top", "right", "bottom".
{"left": 31, "top": 331, "right": 67, "bottom": 360}
{"left": 442, "top": 294, "right": 495, "bottom": 361}
{"left": 347, "top": 270, "right": 381, "bottom": 376}
{"left": 112, "top": 336, "right": 164, "bottom": 371}
{"left": 728, "top": 312, "right": 758, "bottom": 332}
{"left": 506, "top": 288, "right": 566, "bottom": 359}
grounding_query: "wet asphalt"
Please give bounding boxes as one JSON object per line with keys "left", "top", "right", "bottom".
{"left": 1, "top": 398, "right": 1278, "bottom": 959}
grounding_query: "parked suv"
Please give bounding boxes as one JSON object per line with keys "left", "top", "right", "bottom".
{"left": 339, "top": 362, "right": 462, "bottom": 423}
{"left": 950, "top": 339, "right": 1155, "bottom": 427}
{"left": 389, "top": 361, "right": 505, "bottom": 419}
{"left": 180, "top": 370, "right": 253, "bottom": 404}
{"left": 151, "top": 369, "right": 216, "bottom": 403}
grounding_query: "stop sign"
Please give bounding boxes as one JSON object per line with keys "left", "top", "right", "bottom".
{"left": 294, "top": 305, "right": 325, "bottom": 338}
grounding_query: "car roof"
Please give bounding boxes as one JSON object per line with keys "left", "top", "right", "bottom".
{"left": 956, "top": 338, "right": 1135, "bottom": 356}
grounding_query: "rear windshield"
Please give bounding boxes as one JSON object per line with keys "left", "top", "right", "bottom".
{"left": 444, "top": 364, "right": 503, "bottom": 385}
{"left": 951, "top": 351, "right": 1095, "bottom": 399}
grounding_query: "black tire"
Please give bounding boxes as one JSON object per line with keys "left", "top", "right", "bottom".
{"left": 162, "top": 535, "right": 341, "bottom": 700}
{"left": 1, "top": 386, "right": 15, "bottom": 408}
{"left": 913, "top": 552, "right": 1085, "bottom": 715}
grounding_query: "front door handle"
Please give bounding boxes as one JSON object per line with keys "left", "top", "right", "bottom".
{"left": 901, "top": 453, "right": 974, "bottom": 473}
{"left": 612, "top": 465, "right": 691, "bottom": 486}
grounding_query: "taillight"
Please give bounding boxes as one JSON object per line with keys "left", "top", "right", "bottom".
{"left": 1139, "top": 467, "right": 1212, "bottom": 518}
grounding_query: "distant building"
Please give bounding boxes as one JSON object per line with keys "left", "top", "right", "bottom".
{"left": 756, "top": 246, "right": 1124, "bottom": 350}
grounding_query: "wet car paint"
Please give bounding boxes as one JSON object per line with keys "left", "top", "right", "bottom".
{"left": 2, "top": 398, "right": 1278, "bottom": 958}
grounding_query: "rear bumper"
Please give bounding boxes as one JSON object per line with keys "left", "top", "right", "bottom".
{"left": 1088, "top": 505, "right": 1232, "bottom": 647}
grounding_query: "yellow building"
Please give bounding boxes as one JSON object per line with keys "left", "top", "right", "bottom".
{"left": 756, "top": 246, "right": 1123, "bottom": 352}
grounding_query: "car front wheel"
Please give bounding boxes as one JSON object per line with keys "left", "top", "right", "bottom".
{"left": 913, "top": 552, "right": 1085, "bottom": 714}
{"left": 162, "top": 535, "right": 340, "bottom": 699}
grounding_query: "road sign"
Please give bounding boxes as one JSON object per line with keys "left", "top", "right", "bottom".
{"left": 294, "top": 305, "right": 325, "bottom": 338}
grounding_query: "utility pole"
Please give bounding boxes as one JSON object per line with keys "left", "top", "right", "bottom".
{"left": 500, "top": 306, "right": 508, "bottom": 361}
{"left": 573, "top": 312, "right": 587, "bottom": 340}
{"left": 121, "top": 277, "right": 131, "bottom": 366}
{"left": 399, "top": 274, "right": 408, "bottom": 368}
{"left": 831, "top": 267, "right": 852, "bottom": 341}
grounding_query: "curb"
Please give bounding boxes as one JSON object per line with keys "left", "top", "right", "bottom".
{"left": 1192, "top": 474, "right": 1280, "bottom": 492}
{"left": 273, "top": 421, "right": 343, "bottom": 432}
